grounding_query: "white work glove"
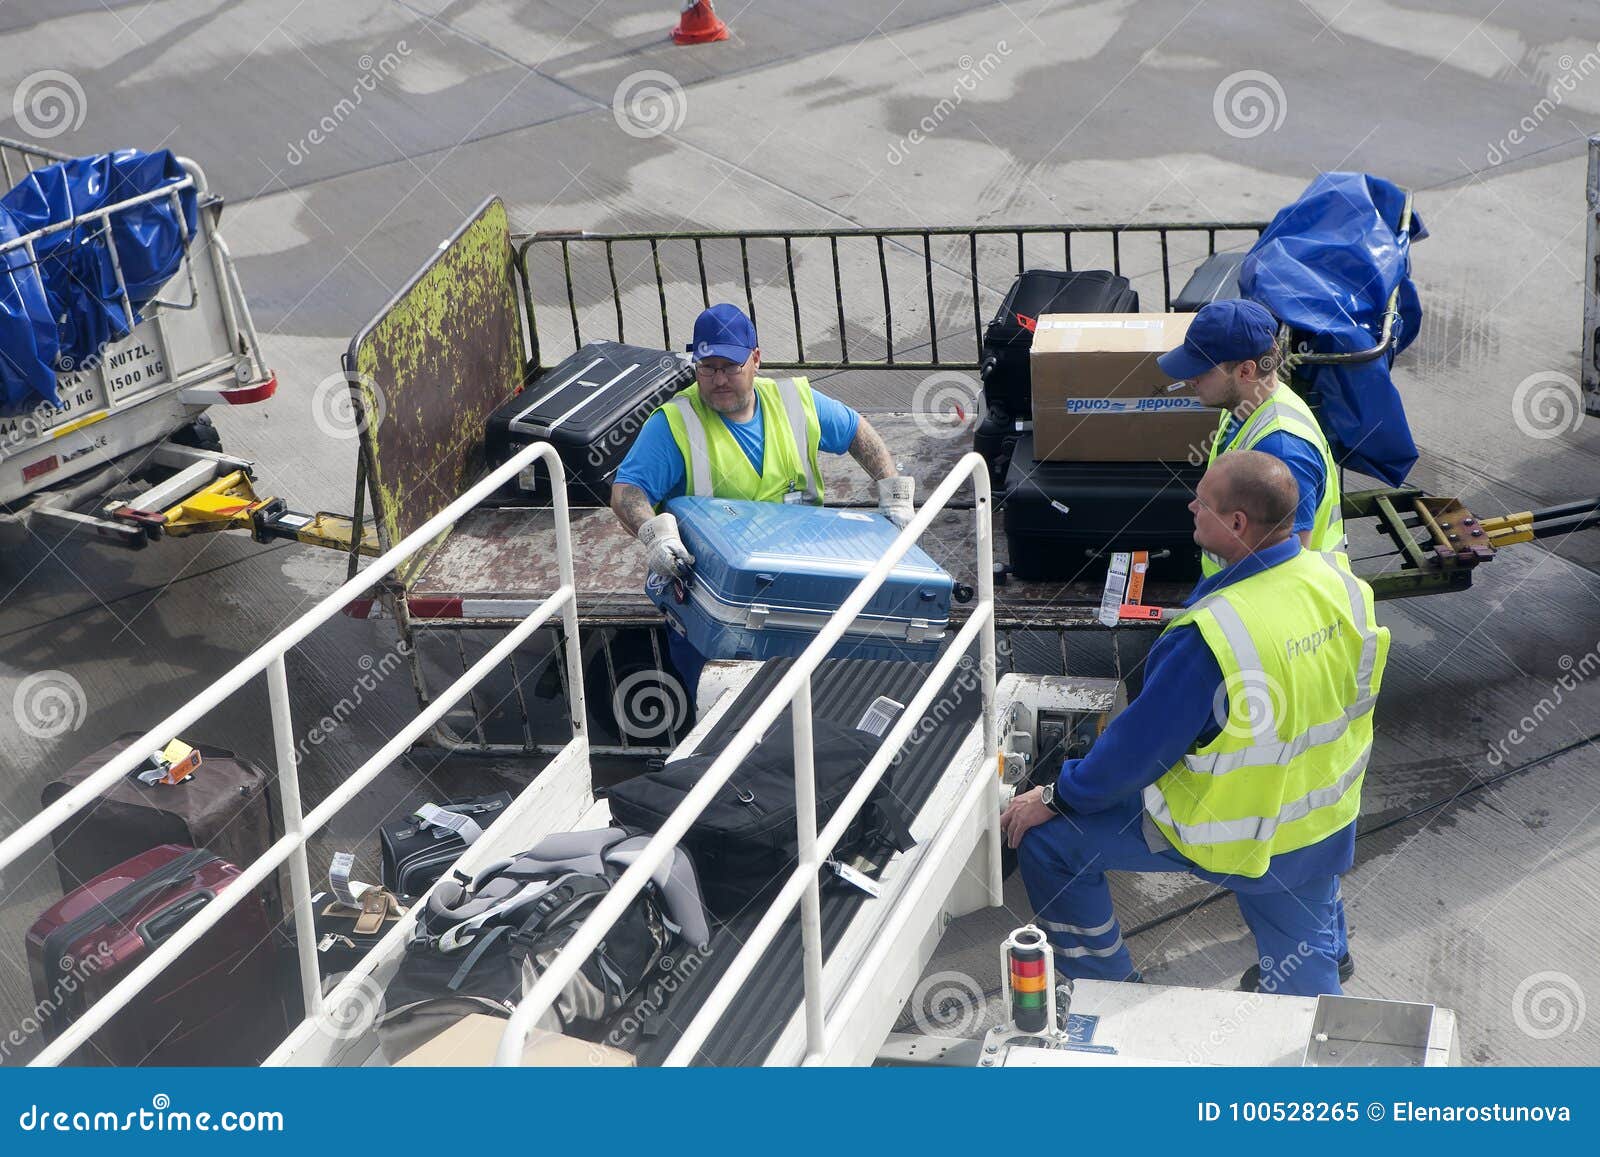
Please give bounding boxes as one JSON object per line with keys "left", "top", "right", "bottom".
{"left": 876, "top": 476, "right": 916, "bottom": 529}
{"left": 637, "top": 511, "right": 695, "bottom": 582}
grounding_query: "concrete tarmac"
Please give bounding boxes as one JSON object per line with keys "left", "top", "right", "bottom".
{"left": 1, "top": 0, "right": 1597, "bottom": 1065}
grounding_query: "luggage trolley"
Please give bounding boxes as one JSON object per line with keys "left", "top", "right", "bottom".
{"left": 0, "top": 137, "right": 373, "bottom": 557}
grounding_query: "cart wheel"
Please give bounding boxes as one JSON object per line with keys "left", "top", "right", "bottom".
{"left": 171, "top": 416, "right": 223, "bottom": 453}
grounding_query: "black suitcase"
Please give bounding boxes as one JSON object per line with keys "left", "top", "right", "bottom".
{"left": 379, "top": 791, "right": 514, "bottom": 895}
{"left": 1002, "top": 433, "right": 1204, "bottom": 582}
{"left": 485, "top": 340, "right": 694, "bottom": 505}
{"left": 974, "top": 400, "right": 1026, "bottom": 489}
{"left": 607, "top": 716, "right": 915, "bottom": 918}
{"left": 981, "top": 269, "right": 1139, "bottom": 418}
{"left": 42, "top": 735, "right": 280, "bottom": 907}
{"left": 1171, "top": 250, "right": 1249, "bottom": 312}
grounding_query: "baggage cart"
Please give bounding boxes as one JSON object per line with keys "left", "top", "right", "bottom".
{"left": 0, "top": 137, "right": 280, "bottom": 550}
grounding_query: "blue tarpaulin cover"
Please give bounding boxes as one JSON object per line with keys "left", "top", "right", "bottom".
{"left": 1240, "top": 171, "right": 1426, "bottom": 486}
{"left": 0, "top": 149, "right": 197, "bottom": 409}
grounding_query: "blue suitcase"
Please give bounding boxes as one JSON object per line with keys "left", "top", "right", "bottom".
{"left": 648, "top": 497, "right": 953, "bottom": 663}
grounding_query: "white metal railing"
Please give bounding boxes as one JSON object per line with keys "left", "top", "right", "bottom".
{"left": 494, "top": 450, "right": 998, "bottom": 1066}
{"left": 1586, "top": 134, "right": 1600, "bottom": 418}
{"left": 0, "top": 440, "right": 586, "bottom": 1067}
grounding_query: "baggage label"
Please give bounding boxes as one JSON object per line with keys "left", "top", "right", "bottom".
{"left": 825, "top": 859, "right": 883, "bottom": 898}
{"left": 413, "top": 803, "right": 486, "bottom": 844}
{"left": 855, "top": 695, "right": 905, "bottom": 737}
{"left": 1099, "top": 553, "right": 1131, "bottom": 627}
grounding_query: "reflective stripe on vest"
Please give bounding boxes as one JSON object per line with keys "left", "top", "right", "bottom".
{"left": 1178, "top": 552, "right": 1381, "bottom": 776}
{"left": 1143, "top": 550, "right": 1387, "bottom": 876}
{"left": 672, "top": 395, "right": 714, "bottom": 497}
{"left": 1143, "top": 743, "right": 1372, "bottom": 847}
{"left": 1202, "top": 388, "right": 1345, "bottom": 577}
{"left": 773, "top": 376, "right": 820, "bottom": 503}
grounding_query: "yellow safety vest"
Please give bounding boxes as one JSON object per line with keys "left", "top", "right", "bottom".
{"left": 659, "top": 376, "right": 825, "bottom": 507}
{"left": 1144, "top": 549, "right": 1389, "bottom": 878}
{"left": 1202, "top": 386, "right": 1344, "bottom": 577}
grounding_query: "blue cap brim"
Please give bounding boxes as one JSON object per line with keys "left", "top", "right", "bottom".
{"left": 1156, "top": 344, "right": 1217, "bottom": 382}
{"left": 690, "top": 342, "right": 753, "bottom": 363}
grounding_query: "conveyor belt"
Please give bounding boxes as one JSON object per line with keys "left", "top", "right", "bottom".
{"left": 629, "top": 655, "right": 981, "bottom": 1066}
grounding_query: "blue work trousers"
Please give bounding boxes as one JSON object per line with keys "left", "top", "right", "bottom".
{"left": 666, "top": 630, "right": 705, "bottom": 710}
{"left": 1017, "top": 796, "right": 1349, "bottom": 996}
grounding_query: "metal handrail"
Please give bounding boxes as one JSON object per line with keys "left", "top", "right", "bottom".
{"left": 494, "top": 451, "right": 998, "bottom": 1066}
{"left": 1281, "top": 191, "right": 1417, "bottom": 370}
{"left": 0, "top": 439, "right": 587, "bottom": 1067}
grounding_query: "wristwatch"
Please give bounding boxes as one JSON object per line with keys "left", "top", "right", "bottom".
{"left": 1040, "top": 782, "right": 1058, "bottom": 812}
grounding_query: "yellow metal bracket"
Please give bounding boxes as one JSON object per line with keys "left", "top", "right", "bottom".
{"left": 117, "top": 469, "right": 381, "bottom": 556}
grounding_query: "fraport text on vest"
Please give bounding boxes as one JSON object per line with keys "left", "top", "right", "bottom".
{"left": 1286, "top": 620, "right": 1342, "bottom": 661}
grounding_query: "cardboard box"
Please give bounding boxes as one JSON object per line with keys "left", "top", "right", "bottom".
{"left": 1029, "top": 313, "right": 1220, "bottom": 463}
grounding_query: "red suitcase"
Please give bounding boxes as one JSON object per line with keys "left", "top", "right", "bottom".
{"left": 25, "top": 844, "right": 289, "bottom": 1066}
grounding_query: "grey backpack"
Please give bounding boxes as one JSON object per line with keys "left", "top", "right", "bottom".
{"left": 377, "top": 828, "right": 709, "bottom": 1057}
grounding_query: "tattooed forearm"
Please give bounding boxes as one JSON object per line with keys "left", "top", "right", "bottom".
{"left": 848, "top": 418, "right": 898, "bottom": 481}
{"left": 610, "top": 482, "right": 657, "bottom": 535}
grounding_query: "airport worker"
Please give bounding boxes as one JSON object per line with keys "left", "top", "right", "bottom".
{"left": 1158, "top": 298, "right": 1344, "bottom": 575}
{"left": 611, "top": 303, "right": 912, "bottom": 697}
{"left": 999, "top": 451, "right": 1387, "bottom": 996}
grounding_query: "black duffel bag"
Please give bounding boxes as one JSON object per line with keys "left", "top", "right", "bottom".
{"left": 607, "top": 716, "right": 916, "bottom": 919}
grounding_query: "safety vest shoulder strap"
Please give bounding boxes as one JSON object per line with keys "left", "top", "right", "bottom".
{"left": 768, "top": 376, "right": 821, "bottom": 503}
{"left": 669, "top": 394, "right": 714, "bottom": 497}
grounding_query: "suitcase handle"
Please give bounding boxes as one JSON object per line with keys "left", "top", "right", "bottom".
{"left": 1082, "top": 548, "right": 1172, "bottom": 562}
{"left": 138, "top": 890, "right": 215, "bottom": 948}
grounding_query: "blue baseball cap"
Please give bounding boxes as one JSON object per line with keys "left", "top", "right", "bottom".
{"left": 1156, "top": 299, "right": 1278, "bottom": 382}
{"left": 688, "top": 303, "right": 757, "bottom": 363}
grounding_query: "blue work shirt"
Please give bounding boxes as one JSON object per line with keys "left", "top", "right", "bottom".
{"left": 1222, "top": 416, "right": 1326, "bottom": 535}
{"left": 1054, "top": 536, "right": 1357, "bottom": 890}
{"left": 613, "top": 388, "right": 861, "bottom": 506}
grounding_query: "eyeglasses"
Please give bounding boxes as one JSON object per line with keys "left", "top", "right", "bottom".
{"left": 694, "top": 357, "right": 750, "bottom": 381}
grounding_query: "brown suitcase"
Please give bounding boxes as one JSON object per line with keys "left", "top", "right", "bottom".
{"left": 41, "top": 734, "right": 281, "bottom": 908}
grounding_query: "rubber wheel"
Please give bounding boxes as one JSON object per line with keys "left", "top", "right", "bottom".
{"left": 170, "top": 415, "right": 223, "bottom": 453}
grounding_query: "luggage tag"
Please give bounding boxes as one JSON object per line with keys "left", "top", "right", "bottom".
{"left": 1116, "top": 551, "right": 1160, "bottom": 622}
{"left": 855, "top": 696, "right": 905, "bottom": 738}
{"left": 413, "top": 803, "right": 487, "bottom": 845}
{"left": 133, "top": 739, "right": 202, "bottom": 786}
{"left": 824, "top": 859, "right": 882, "bottom": 898}
{"left": 1098, "top": 552, "right": 1131, "bottom": 627}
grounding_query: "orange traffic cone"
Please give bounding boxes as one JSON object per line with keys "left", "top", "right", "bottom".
{"left": 672, "top": 0, "right": 729, "bottom": 45}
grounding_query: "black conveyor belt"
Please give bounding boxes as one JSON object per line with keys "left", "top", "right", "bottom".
{"left": 629, "top": 655, "right": 982, "bottom": 1066}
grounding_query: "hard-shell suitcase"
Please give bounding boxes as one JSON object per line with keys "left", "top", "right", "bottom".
{"left": 1002, "top": 433, "right": 1204, "bottom": 582}
{"left": 485, "top": 340, "right": 694, "bottom": 505}
{"left": 648, "top": 497, "right": 953, "bottom": 663}
{"left": 25, "top": 844, "right": 286, "bottom": 1066}
{"left": 379, "top": 791, "right": 515, "bottom": 895}
{"left": 1172, "top": 250, "right": 1248, "bottom": 312}
{"left": 981, "top": 269, "right": 1139, "bottom": 417}
{"left": 42, "top": 735, "right": 279, "bottom": 905}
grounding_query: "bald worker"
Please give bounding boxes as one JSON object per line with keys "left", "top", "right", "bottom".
{"left": 1000, "top": 452, "right": 1389, "bottom": 996}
